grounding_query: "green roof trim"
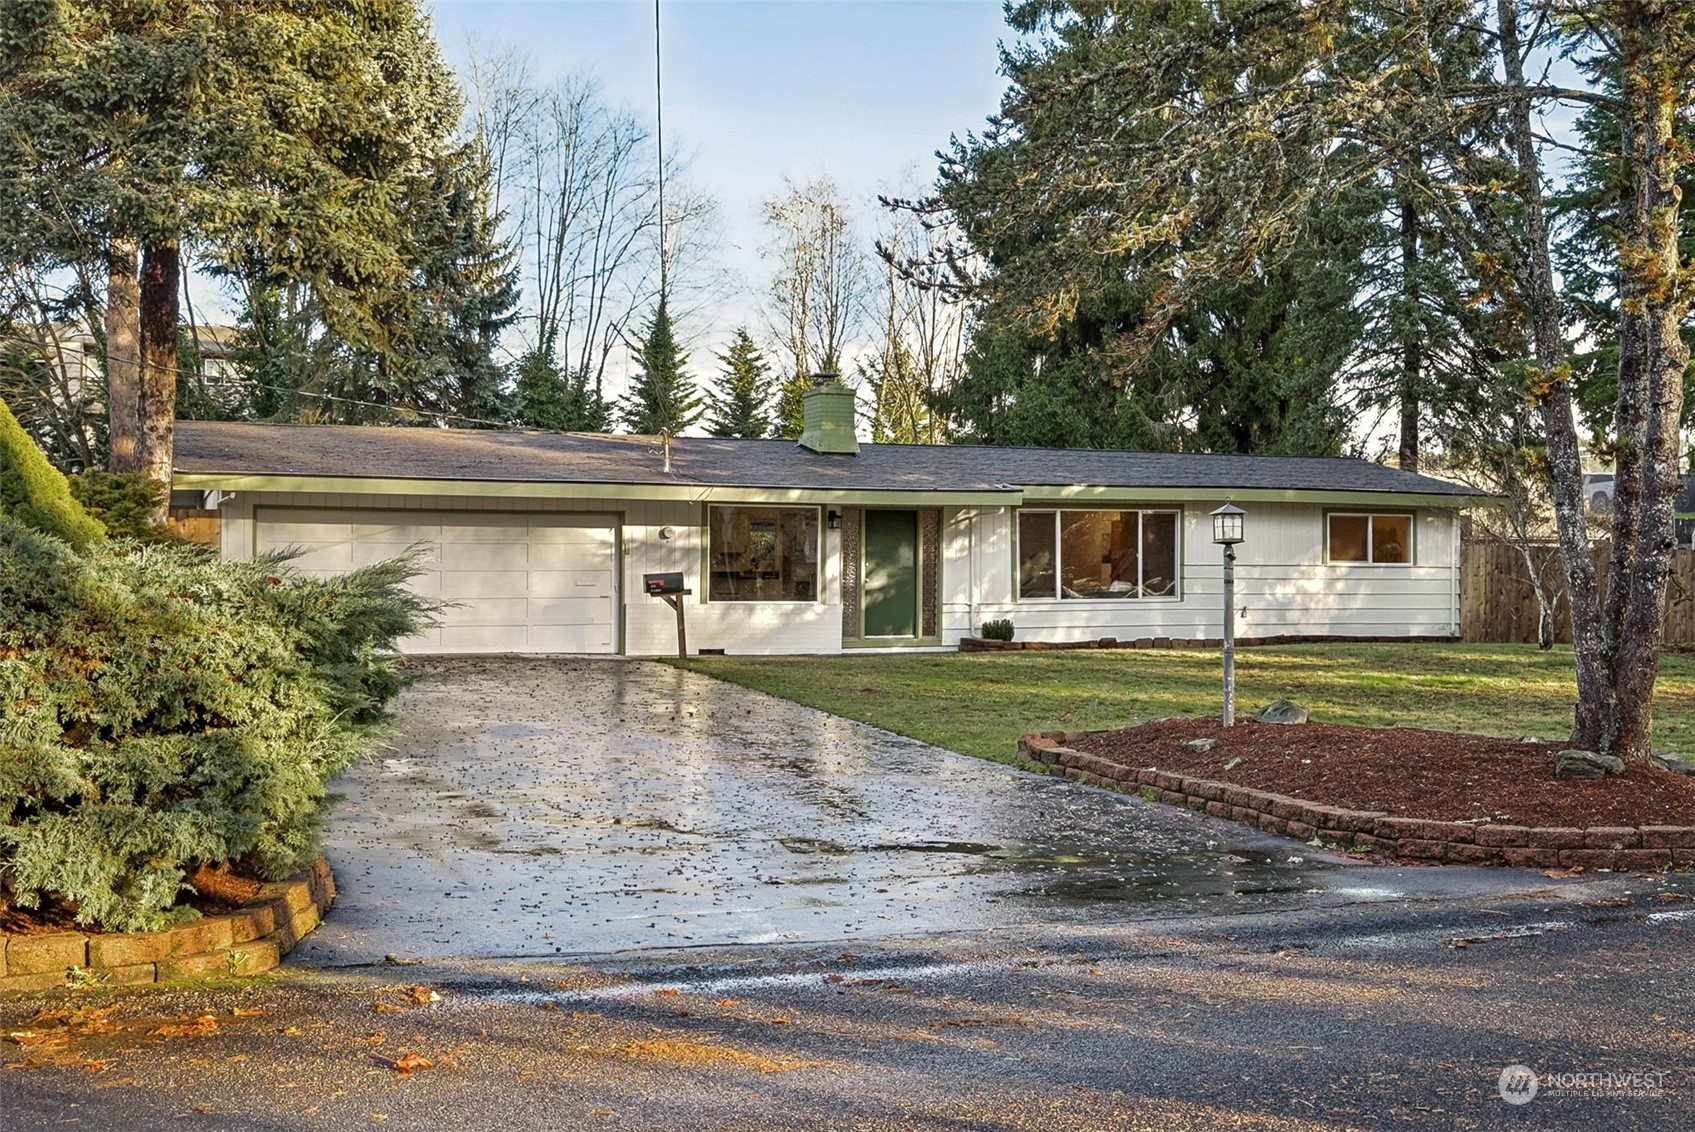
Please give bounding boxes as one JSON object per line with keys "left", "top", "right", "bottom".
{"left": 175, "top": 471, "right": 1498, "bottom": 511}
{"left": 172, "top": 472, "right": 1018, "bottom": 508}
{"left": 1018, "top": 485, "right": 1497, "bottom": 508}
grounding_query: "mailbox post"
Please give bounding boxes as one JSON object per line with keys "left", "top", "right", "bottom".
{"left": 643, "top": 573, "right": 690, "bottom": 658}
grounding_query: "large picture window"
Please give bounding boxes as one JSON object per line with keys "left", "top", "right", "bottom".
{"left": 1018, "top": 510, "right": 1179, "bottom": 599}
{"left": 708, "top": 506, "right": 820, "bottom": 601}
{"left": 1327, "top": 513, "right": 1411, "bottom": 564}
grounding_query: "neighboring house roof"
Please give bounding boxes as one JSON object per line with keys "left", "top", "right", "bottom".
{"left": 174, "top": 421, "right": 1485, "bottom": 504}
{"left": 45, "top": 324, "right": 239, "bottom": 356}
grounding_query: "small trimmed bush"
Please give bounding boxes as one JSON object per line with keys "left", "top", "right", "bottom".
{"left": 0, "top": 396, "right": 104, "bottom": 547}
{"left": 980, "top": 618, "right": 1016, "bottom": 642}
{"left": 67, "top": 471, "right": 171, "bottom": 540}
{"left": 0, "top": 519, "right": 436, "bottom": 931}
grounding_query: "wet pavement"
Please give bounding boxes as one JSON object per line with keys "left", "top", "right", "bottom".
{"left": 7, "top": 655, "right": 1693, "bottom": 1130}
{"left": 297, "top": 657, "right": 1615, "bottom": 965}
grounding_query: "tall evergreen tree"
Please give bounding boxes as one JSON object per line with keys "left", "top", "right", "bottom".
{"left": 1552, "top": 95, "right": 1695, "bottom": 447}
{"left": 943, "top": 230, "right": 1363, "bottom": 455}
{"left": 0, "top": 0, "right": 464, "bottom": 511}
{"left": 393, "top": 141, "right": 521, "bottom": 426}
{"left": 705, "top": 329, "right": 773, "bottom": 439}
{"left": 515, "top": 348, "right": 611, "bottom": 432}
{"left": 618, "top": 298, "right": 701, "bottom": 435}
{"left": 931, "top": 4, "right": 1371, "bottom": 456}
{"left": 770, "top": 374, "right": 811, "bottom": 440}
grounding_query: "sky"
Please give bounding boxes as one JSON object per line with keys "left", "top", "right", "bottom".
{"left": 426, "top": 0, "right": 1014, "bottom": 375}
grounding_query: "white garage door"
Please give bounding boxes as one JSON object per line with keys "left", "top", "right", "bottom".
{"left": 255, "top": 507, "right": 619, "bottom": 654}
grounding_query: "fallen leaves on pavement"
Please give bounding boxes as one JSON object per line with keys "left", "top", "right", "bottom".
{"left": 147, "top": 1014, "right": 219, "bottom": 1038}
{"left": 604, "top": 1038, "right": 828, "bottom": 1074}
{"left": 375, "top": 1050, "right": 434, "bottom": 1075}
{"left": 372, "top": 985, "right": 441, "bottom": 1012}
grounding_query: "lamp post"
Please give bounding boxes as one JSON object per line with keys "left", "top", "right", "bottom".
{"left": 1210, "top": 504, "right": 1246, "bottom": 727}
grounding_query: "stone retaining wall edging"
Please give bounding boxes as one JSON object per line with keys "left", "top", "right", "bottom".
{"left": 1018, "top": 733, "right": 1695, "bottom": 872}
{"left": 0, "top": 858, "right": 335, "bottom": 993}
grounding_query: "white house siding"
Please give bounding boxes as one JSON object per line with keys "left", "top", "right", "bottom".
{"left": 619, "top": 500, "right": 843, "bottom": 657}
{"left": 942, "top": 502, "right": 1462, "bottom": 646}
{"left": 215, "top": 491, "right": 1459, "bottom": 655}
{"left": 219, "top": 491, "right": 844, "bottom": 657}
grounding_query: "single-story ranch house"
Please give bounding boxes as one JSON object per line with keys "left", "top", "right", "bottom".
{"left": 172, "top": 383, "right": 1485, "bottom": 656}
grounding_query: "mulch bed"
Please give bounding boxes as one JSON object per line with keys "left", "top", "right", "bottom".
{"left": 0, "top": 861, "right": 265, "bottom": 937}
{"left": 1068, "top": 719, "right": 1695, "bottom": 828}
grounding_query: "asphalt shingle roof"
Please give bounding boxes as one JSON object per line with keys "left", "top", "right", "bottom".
{"left": 172, "top": 421, "right": 1482, "bottom": 498}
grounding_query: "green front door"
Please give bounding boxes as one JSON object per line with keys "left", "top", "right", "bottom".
{"left": 862, "top": 509, "right": 919, "bottom": 638}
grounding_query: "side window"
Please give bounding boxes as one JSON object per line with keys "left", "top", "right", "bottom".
{"left": 1328, "top": 513, "right": 1412, "bottom": 564}
{"left": 1019, "top": 511, "right": 1057, "bottom": 599}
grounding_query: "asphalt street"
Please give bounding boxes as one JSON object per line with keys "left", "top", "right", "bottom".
{"left": 3, "top": 885, "right": 1690, "bottom": 1130}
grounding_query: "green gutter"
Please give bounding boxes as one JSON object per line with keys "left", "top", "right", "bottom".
{"left": 175, "top": 473, "right": 1499, "bottom": 510}
{"left": 1018, "top": 485, "right": 1497, "bottom": 508}
{"left": 173, "top": 473, "right": 1019, "bottom": 509}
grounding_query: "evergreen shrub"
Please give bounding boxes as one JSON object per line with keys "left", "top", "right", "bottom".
{"left": 0, "top": 397, "right": 105, "bottom": 548}
{"left": 67, "top": 471, "right": 170, "bottom": 540}
{"left": 980, "top": 618, "right": 1016, "bottom": 642}
{"left": 0, "top": 521, "right": 436, "bottom": 931}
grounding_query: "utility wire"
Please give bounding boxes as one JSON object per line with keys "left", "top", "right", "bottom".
{"left": 240, "top": 382, "right": 516, "bottom": 430}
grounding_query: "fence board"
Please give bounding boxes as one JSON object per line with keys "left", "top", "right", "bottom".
{"left": 1461, "top": 541, "right": 1695, "bottom": 645}
{"left": 166, "top": 508, "right": 221, "bottom": 549}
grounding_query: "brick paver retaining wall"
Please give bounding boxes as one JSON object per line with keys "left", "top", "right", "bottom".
{"left": 961, "top": 634, "right": 1460, "bottom": 653}
{"left": 1020, "top": 733, "right": 1695, "bottom": 871}
{"left": 0, "top": 858, "right": 335, "bottom": 992}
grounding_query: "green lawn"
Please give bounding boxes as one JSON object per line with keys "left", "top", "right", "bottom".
{"left": 674, "top": 644, "right": 1695, "bottom": 765}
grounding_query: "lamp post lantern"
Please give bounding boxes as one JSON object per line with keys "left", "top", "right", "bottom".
{"left": 1210, "top": 504, "right": 1246, "bottom": 726}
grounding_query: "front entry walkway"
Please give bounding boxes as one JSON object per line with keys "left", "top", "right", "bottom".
{"left": 293, "top": 657, "right": 1592, "bottom": 964}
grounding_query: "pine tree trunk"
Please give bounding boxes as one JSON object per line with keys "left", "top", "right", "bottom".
{"left": 1397, "top": 189, "right": 1421, "bottom": 474}
{"left": 136, "top": 241, "right": 180, "bottom": 524}
{"left": 1497, "top": 0, "right": 1612, "bottom": 749}
{"left": 1608, "top": 4, "right": 1690, "bottom": 763}
{"left": 105, "top": 238, "right": 141, "bottom": 473}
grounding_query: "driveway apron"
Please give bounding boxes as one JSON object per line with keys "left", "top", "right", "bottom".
{"left": 293, "top": 656, "right": 1569, "bottom": 964}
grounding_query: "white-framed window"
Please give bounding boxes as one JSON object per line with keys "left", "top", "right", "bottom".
{"left": 707, "top": 505, "right": 820, "bottom": 602}
{"left": 1327, "top": 512, "right": 1413, "bottom": 564}
{"left": 1017, "top": 509, "right": 1180, "bottom": 599}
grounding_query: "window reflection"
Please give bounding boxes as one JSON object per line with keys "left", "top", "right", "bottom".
{"left": 1328, "top": 513, "right": 1412, "bottom": 564}
{"left": 709, "top": 506, "right": 819, "bottom": 601}
{"left": 1018, "top": 510, "right": 1181, "bottom": 599}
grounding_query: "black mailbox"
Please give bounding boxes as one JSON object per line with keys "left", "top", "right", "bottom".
{"left": 644, "top": 572, "right": 685, "bottom": 595}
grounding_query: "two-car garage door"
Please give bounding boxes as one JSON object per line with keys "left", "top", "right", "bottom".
{"left": 255, "top": 508, "right": 618, "bottom": 653}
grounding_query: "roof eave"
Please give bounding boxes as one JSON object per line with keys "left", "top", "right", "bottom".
{"left": 1017, "top": 484, "right": 1489, "bottom": 508}
{"left": 170, "top": 472, "right": 1021, "bottom": 508}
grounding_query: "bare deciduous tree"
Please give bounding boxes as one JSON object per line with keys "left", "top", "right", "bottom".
{"left": 864, "top": 203, "right": 969, "bottom": 444}
{"left": 461, "top": 46, "right": 721, "bottom": 409}
{"left": 760, "top": 177, "right": 869, "bottom": 436}
{"left": 0, "top": 255, "right": 106, "bottom": 471}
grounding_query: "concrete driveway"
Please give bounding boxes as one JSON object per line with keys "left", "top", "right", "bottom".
{"left": 295, "top": 657, "right": 1609, "bottom": 965}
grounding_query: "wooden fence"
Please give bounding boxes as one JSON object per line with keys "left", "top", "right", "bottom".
{"left": 1460, "top": 541, "right": 1695, "bottom": 645}
{"left": 165, "top": 507, "right": 221, "bottom": 549}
